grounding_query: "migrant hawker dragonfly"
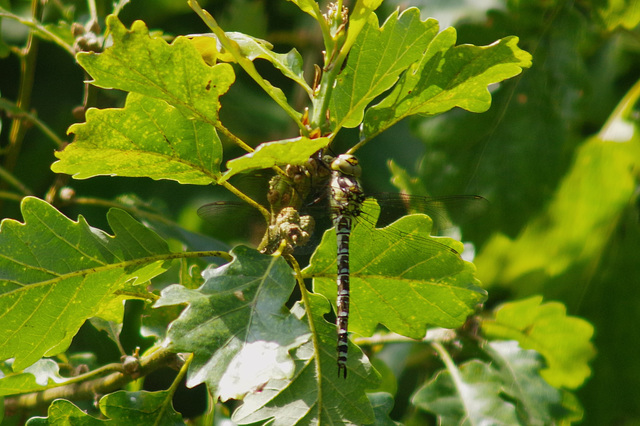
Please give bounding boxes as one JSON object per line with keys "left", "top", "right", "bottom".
{"left": 198, "top": 154, "right": 486, "bottom": 378}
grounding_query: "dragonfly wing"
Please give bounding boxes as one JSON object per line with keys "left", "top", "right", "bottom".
{"left": 367, "top": 193, "right": 488, "bottom": 233}
{"left": 197, "top": 201, "right": 268, "bottom": 247}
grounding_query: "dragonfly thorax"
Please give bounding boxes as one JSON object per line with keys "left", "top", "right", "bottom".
{"left": 329, "top": 155, "right": 365, "bottom": 220}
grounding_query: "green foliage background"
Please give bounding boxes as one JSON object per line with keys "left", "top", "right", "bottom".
{"left": 0, "top": 0, "right": 639, "bottom": 424}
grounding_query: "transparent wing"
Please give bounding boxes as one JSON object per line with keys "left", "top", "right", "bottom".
{"left": 365, "top": 193, "right": 489, "bottom": 233}
{"left": 197, "top": 201, "right": 268, "bottom": 246}
{"left": 197, "top": 194, "right": 488, "bottom": 257}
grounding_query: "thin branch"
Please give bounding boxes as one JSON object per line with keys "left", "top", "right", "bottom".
{"left": 72, "top": 196, "right": 192, "bottom": 229}
{"left": 2, "top": 0, "right": 42, "bottom": 185}
{"left": 0, "top": 166, "right": 33, "bottom": 196}
{"left": 215, "top": 123, "right": 255, "bottom": 154}
{"left": 87, "top": 0, "right": 98, "bottom": 23}
{"left": 0, "top": 10, "right": 75, "bottom": 57}
{"left": 353, "top": 328, "right": 458, "bottom": 347}
{"left": 0, "top": 98, "right": 66, "bottom": 149}
{"left": 4, "top": 348, "right": 184, "bottom": 412}
{"left": 0, "top": 191, "right": 26, "bottom": 203}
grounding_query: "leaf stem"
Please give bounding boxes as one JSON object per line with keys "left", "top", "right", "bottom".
{"left": 219, "top": 180, "right": 271, "bottom": 223}
{"left": 432, "top": 341, "right": 456, "bottom": 369}
{"left": 216, "top": 122, "right": 255, "bottom": 153}
{"left": 345, "top": 135, "right": 373, "bottom": 155}
{"left": 432, "top": 341, "right": 468, "bottom": 406}
{"left": 306, "top": 1, "right": 333, "bottom": 56}
{"left": 310, "top": 59, "right": 341, "bottom": 131}
{"left": 215, "top": 124, "right": 288, "bottom": 178}
{"left": 168, "top": 353, "right": 193, "bottom": 395}
{"left": 286, "top": 254, "right": 324, "bottom": 395}
{"left": 155, "top": 353, "right": 193, "bottom": 420}
{"left": 189, "top": 0, "right": 305, "bottom": 134}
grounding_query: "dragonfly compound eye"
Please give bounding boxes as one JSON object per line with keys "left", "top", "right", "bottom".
{"left": 331, "top": 154, "right": 362, "bottom": 178}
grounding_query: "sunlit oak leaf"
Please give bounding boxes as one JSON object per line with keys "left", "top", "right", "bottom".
{"left": 330, "top": 8, "right": 438, "bottom": 129}
{"left": 362, "top": 30, "right": 532, "bottom": 139}
{"left": 481, "top": 296, "right": 595, "bottom": 389}
{"left": 27, "top": 391, "right": 184, "bottom": 425}
{"left": 27, "top": 399, "right": 107, "bottom": 425}
{"left": 413, "top": 360, "right": 519, "bottom": 425}
{"left": 77, "top": 15, "right": 234, "bottom": 124}
{"left": 0, "top": 359, "right": 66, "bottom": 396}
{"left": 54, "top": 93, "right": 222, "bottom": 184}
{"left": 368, "top": 392, "right": 401, "bottom": 426}
{"left": 222, "top": 136, "right": 330, "bottom": 182}
{"left": 232, "top": 293, "right": 380, "bottom": 425}
{"left": 189, "top": 32, "right": 310, "bottom": 94}
{"left": 155, "top": 246, "right": 310, "bottom": 400}
{"left": 99, "top": 390, "right": 185, "bottom": 424}
{"left": 0, "top": 197, "right": 171, "bottom": 370}
{"left": 485, "top": 341, "right": 570, "bottom": 425}
{"left": 304, "top": 199, "right": 486, "bottom": 338}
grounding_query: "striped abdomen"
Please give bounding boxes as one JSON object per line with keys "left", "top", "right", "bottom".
{"left": 329, "top": 154, "right": 364, "bottom": 378}
{"left": 335, "top": 214, "right": 352, "bottom": 378}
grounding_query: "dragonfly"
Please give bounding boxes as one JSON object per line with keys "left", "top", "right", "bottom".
{"left": 322, "top": 154, "right": 489, "bottom": 378}
{"left": 327, "top": 153, "right": 366, "bottom": 378}
{"left": 198, "top": 153, "right": 486, "bottom": 378}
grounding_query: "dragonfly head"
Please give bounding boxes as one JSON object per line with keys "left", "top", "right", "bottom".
{"left": 331, "top": 154, "right": 362, "bottom": 178}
